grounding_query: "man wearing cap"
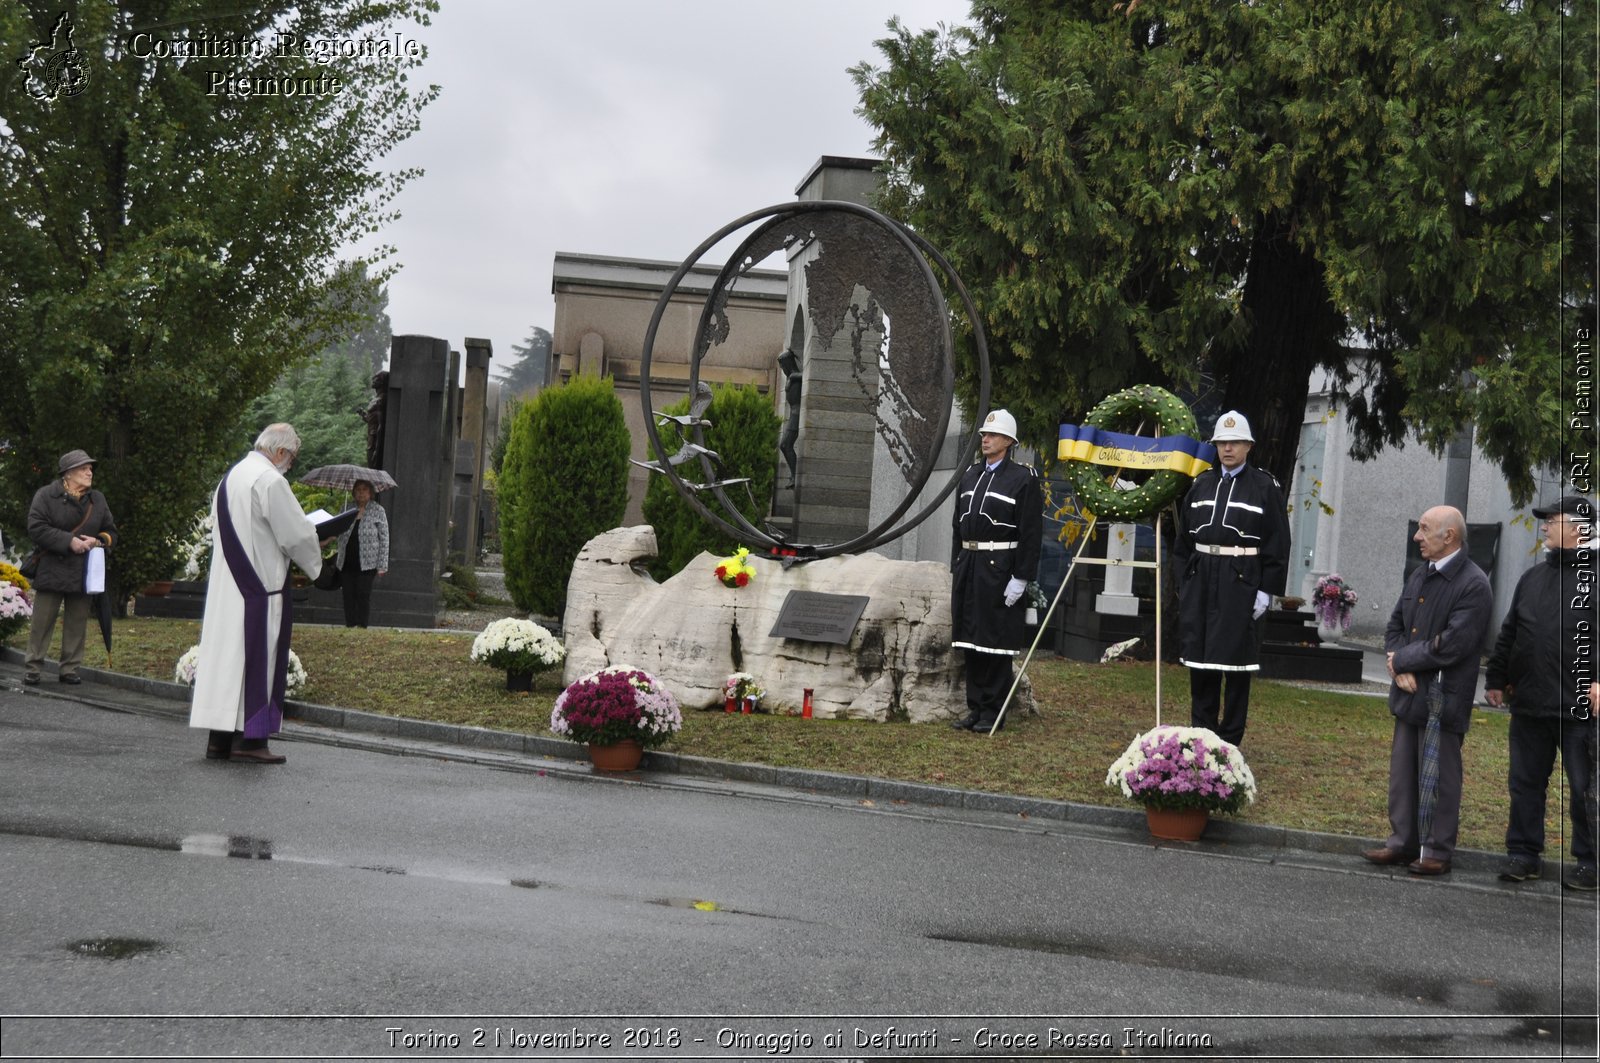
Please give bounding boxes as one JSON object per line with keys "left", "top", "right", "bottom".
{"left": 23, "top": 450, "right": 118, "bottom": 685}
{"left": 188, "top": 424, "right": 323, "bottom": 764}
{"left": 950, "top": 409, "right": 1043, "bottom": 733}
{"left": 1172, "top": 411, "right": 1290, "bottom": 746}
{"left": 1485, "top": 495, "right": 1599, "bottom": 891}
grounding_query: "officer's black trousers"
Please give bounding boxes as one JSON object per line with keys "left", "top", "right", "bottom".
{"left": 965, "top": 649, "right": 1015, "bottom": 726}
{"left": 1189, "top": 668, "right": 1251, "bottom": 746}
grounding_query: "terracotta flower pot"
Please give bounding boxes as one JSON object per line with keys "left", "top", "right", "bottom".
{"left": 587, "top": 739, "right": 643, "bottom": 772}
{"left": 1145, "top": 805, "right": 1208, "bottom": 842}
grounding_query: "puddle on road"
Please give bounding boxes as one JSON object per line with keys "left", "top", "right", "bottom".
{"left": 4, "top": 823, "right": 798, "bottom": 927}
{"left": 180, "top": 833, "right": 273, "bottom": 859}
{"left": 69, "top": 937, "right": 165, "bottom": 960}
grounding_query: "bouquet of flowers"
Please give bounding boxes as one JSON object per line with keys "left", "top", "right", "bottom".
{"left": 175, "top": 644, "right": 307, "bottom": 697}
{"left": 469, "top": 618, "right": 565, "bottom": 675}
{"left": 551, "top": 667, "right": 682, "bottom": 748}
{"left": 714, "top": 547, "right": 755, "bottom": 589}
{"left": 0, "top": 580, "right": 33, "bottom": 646}
{"left": 1105, "top": 725, "right": 1257, "bottom": 814}
{"left": 1312, "top": 573, "right": 1358, "bottom": 630}
{"left": 722, "top": 672, "right": 764, "bottom": 702}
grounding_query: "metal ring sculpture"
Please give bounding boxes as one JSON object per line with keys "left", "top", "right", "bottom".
{"left": 638, "top": 200, "right": 990, "bottom": 559}
{"left": 1063, "top": 385, "right": 1201, "bottom": 521}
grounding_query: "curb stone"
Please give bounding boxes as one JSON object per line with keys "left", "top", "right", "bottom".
{"left": 0, "top": 648, "right": 1547, "bottom": 882}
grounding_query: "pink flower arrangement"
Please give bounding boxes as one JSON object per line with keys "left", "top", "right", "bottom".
{"left": 0, "top": 581, "right": 32, "bottom": 645}
{"left": 1312, "top": 573, "right": 1359, "bottom": 630}
{"left": 551, "top": 667, "right": 682, "bottom": 748}
{"left": 1105, "top": 725, "right": 1256, "bottom": 813}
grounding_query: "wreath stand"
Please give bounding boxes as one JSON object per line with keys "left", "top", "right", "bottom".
{"left": 987, "top": 510, "right": 1163, "bottom": 736}
{"left": 985, "top": 384, "right": 1210, "bottom": 737}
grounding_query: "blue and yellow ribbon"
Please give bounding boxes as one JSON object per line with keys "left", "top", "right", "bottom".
{"left": 1057, "top": 424, "right": 1215, "bottom": 477}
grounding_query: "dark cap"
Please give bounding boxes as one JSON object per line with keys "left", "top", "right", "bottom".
{"left": 1532, "top": 495, "right": 1595, "bottom": 520}
{"left": 57, "top": 449, "right": 95, "bottom": 474}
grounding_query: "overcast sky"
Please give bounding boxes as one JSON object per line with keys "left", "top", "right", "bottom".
{"left": 352, "top": 0, "right": 975, "bottom": 373}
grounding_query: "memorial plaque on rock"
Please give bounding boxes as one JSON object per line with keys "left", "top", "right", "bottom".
{"left": 770, "top": 591, "right": 870, "bottom": 645}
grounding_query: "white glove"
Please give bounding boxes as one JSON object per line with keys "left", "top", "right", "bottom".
{"left": 1005, "top": 577, "right": 1027, "bottom": 607}
{"left": 1252, "top": 590, "right": 1269, "bottom": 620}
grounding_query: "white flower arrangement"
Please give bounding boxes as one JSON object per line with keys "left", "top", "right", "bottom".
{"left": 177, "top": 509, "right": 215, "bottom": 581}
{"left": 174, "top": 644, "right": 307, "bottom": 697}
{"left": 469, "top": 617, "right": 565, "bottom": 675}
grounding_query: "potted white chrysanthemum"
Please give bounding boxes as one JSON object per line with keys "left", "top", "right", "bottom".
{"left": 174, "top": 644, "right": 307, "bottom": 697}
{"left": 469, "top": 617, "right": 565, "bottom": 691}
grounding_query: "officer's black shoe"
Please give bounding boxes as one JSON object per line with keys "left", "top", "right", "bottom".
{"left": 950, "top": 712, "right": 980, "bottom": 731}
{"left": 972, "top": 715, "right": 1003, "bottom": 734}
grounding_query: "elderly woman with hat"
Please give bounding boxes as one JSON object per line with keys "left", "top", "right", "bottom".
{"left": 24, "top": 449, "right": 118, "bottom": 685}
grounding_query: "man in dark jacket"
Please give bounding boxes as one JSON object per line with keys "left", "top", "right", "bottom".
{"left": 24, "top": 449, "right": 117, "bottom": 685}
{"left": 1486, "top": 495, "right": 1598, "bottom": 891}
{"left": 1364, "top": 505, "right": 1494, "bottom": 876}
{"left": 1172, "top": 411, "right": 1290, "bottom": 746}
{"left": 950, "top": 408, "right": 1043, "bottom": 734}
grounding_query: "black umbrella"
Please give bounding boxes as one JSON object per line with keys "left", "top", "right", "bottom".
{"left": 1417, "top": 672, "right": 1445, "bottom": 846}
{"left": 92, "top": 592, "right": 112, "bottom": 667}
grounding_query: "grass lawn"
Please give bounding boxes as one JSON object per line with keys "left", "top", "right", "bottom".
{"left": 60, "top": 614, "right": 1570, "bottom": 859}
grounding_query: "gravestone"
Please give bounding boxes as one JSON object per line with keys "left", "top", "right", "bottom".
{"left": 366, "top": 334, "right": 451, "bottom": 627}
{"left": 450, "top": 339, "right": 491, "bottom": 562}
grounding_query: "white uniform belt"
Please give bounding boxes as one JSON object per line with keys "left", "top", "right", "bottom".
{"left": 962, "top": 540, "right": 1019, "bottom": 551}
{"left": 1195, "top": 543, "right": 1258, "bottom": 556}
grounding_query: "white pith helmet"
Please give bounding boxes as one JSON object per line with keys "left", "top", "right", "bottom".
{"left": 1210, "top": 410, "right": 1254, "bottom": 443}
{"left": 981, "top": 408, "right": 1019, "bottom": 442}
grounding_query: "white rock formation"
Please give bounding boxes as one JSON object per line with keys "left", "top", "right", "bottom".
{"left": 561, "top": 525, "right": 1034, "bottom": 723}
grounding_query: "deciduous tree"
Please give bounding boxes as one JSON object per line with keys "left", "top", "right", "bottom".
{"left": 0, "top": 1, "right": 437, "bottom": 592}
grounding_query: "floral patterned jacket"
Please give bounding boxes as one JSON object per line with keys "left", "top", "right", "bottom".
{"left": 335, "top": 502, "right": 389, "bottom": 573}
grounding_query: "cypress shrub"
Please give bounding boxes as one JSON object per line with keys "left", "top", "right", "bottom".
{"left": 499, "top": 374, "right": 631, "bottom": 616}
{"left": 642, "top": 383, "right": 781, "bottom": 580}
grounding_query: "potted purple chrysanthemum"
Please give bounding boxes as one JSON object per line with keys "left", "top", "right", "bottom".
{"left": 551, "top": 666, "right": 682, "bottom": 771}
{"left": 1105, "top": 725, "right": 1257, "bottom": 841}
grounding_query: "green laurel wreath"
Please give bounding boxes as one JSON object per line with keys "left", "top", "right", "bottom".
{"left": 1063, "top": 385, "right": 1201, "bottom": 522}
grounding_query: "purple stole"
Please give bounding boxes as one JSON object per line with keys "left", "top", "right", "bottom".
{"left": 215, "top": 472, "right": 294, "bottom": 738}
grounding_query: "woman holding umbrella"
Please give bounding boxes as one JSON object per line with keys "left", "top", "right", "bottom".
{"left": 23, "top": 450, "right": 117, "bottom": 685}
{"left": 333, "top": 478, "right": 389, "bottom": 628}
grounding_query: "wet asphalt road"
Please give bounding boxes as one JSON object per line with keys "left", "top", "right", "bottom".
{"left": 0, "top": 679, "right": 1595, "bottom": 1062}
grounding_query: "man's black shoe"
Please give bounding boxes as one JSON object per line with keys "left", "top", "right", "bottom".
{"left": 1498, "top": 856, "right": 1541, "bottom": 882}
{"left": 23, "top": 673, "right": 40, "bottom": 686}
{"left": 57, "top": 673, "right": 81, "bottom": 685}
{"left": 950, "top": 712, "right": 979, "bottom": 731}
{"left": 1564, "top": 865, "right": 1599, "bottom": 891}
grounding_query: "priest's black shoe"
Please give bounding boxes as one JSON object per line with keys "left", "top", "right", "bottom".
{"left": 230, "top": 745, "right": 287, "bottom": 764}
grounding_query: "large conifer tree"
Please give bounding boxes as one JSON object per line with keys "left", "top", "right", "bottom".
{"left": 853, "top": 1, "right": 1594, "bottom": 500}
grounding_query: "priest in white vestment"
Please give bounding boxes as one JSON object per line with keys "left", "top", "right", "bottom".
{"left": 189, "top": 424, "right": 323, "bottom": 763}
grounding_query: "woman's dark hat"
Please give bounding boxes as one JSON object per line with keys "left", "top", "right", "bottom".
{"left": 1532, "top": 495, "right": 1594, "bottom": 519}
{"left": 57, "top": 449, "right": 96, "bottom": 473}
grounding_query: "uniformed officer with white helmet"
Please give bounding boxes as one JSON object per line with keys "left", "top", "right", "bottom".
{"left": 1173, "top": 411, "right": 1291, "bottom": 745}
{"left": 950, "top": 408, "right": 1044, "bottom": 733}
